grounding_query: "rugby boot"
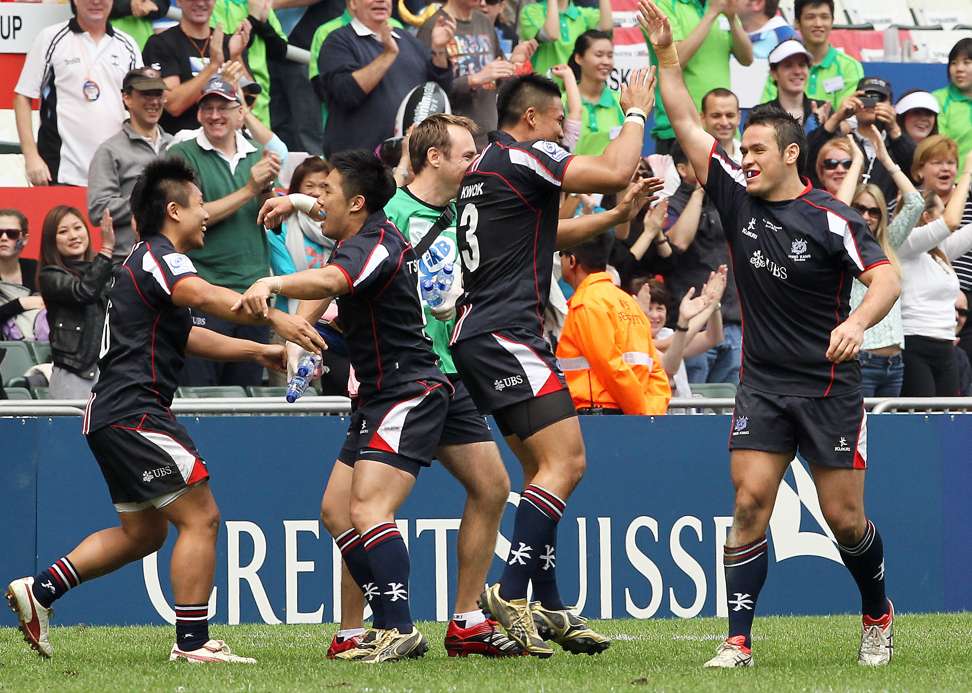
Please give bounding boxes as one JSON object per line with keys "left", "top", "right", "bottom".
{"left": 6, "top": 577, "right": 53, "bottom": 658}
{"left": 444, "top": 618, "right": 524, "bottom": 657}
{"left": 360, "top": 627, "right": 429, "bottom": 663}
{"left": 478, "top": 584, "right": 553, "bottom": 658}
{"left": 858, "top": 599, "right": 894, "bottom": 666}
{"left": 169, "top": 639, "right": 256, "bottom": 664}
{"left": 327, "top": 632, "right": 363, "bottom": 659}
{"left": 703, "top": 635, "right": 754, "bottom": 668}
{"left": 531, "top": 603, "right": 611, "bottom": 655}
{"left": 333, "top": 628, "right": 385, "bottom": 661}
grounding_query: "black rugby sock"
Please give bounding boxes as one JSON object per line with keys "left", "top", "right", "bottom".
{"left": 335, "top": 528, "right": 386, "bottom": 629}
{"left": 32, "top": 557, "right": 81, "bottom": 608}
{"left": 838, "top": 520, "right": 890, "bottom": 620}
{"left": 500, "top": 485, "right": 565, "bottom": 603}
{"left": 174, "top": 603, "right": 210, "bottom": 651}
{"left": 362, "top": 522, "right": 413, "bottom": 634}
{"left": 724, "top": 536, "right": 768, "bottom": 649}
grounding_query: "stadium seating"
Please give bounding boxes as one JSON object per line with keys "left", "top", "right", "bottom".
{"left": 2, "top": 386, "right": 32, "bottom": 400}
{"left": 690, "top": 383, "right": 738, "bottom": 399}
{"left": 909, "top": 30, "right": 972, "bottom": 63}
{"left": 844, "top": 0, "right": 919, "bottom": 29}
{"left": 30, "top": 386, "right": 50, "bottom": 399}
{"left": 909, "top": 0, "right": 972, "bottom": 30}
{"left": 28, "top": 341, "right": 51, "bottom": 364}
{"left": 176, "top": 386, "right": 248, "bottom": 398}
{"left": 0, "top": 341, "right": 34, "bottom": 386}
{"left": 246, "top": 386, "right": 289, "bottom": 398}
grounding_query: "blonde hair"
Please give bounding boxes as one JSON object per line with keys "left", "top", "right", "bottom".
{"left": 921, "top": 190, "right": 953, "bottom": 269}
{"left": 815, "top": 137, "right": 854, "bottom": 182}
{"left": 912, "top": 135, "right": 958, "bottom": 183}
{"left": 853, "top": 184, "right": 899, "bottom": 273}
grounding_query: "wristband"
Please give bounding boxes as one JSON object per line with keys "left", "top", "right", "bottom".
{"left": 289, "top": 193, "right": 317, "bottom": 215}
{"left": 675, "top": 323, "right": 689, "bottom": 332}
{"left": 625, "top": 107, "right": 648, "bottom": 120}
{"left": 625, "top": 115, "right": 646, "bottom": 127}
{"left": 266, "top": 277, "right": 283, "bottom": 295}
{"left": 654, "top": 43, "right": 679, "bottom": 68}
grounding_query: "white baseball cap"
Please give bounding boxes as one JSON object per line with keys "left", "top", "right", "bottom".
{"left": 895, "top": 91, "right": 940, "bottom": 116}
{"left": 768, "top": 39, "right": 813, "bottom": 67}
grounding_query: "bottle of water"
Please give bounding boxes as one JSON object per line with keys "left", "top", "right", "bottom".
{"left": 286, "top": 353, "right": 322, "bottom": 403}
{"left": 421, "top": 277, "right": 443, "bottom": 308}
{"left": 437, "top": 264, "right": 454, "bottom": 294}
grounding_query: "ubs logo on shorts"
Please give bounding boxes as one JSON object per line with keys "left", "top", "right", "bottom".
{"left": 733, "top": 416, "right": 749, "bottom": 436}
{"left": 494, "top": 375, "right": 524, "bottom": 391}
{"left": 142, "top": 467, "right": 174, "bottom": 483}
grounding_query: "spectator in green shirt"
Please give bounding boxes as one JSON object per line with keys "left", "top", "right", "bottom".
{"left": 760, "top": 0, "right": 862, "bottom": 111}
{"left": 644, "top": 0, "right": 753, "bottom": 153}
{"left": 568, "top": 29, "right": 624, "bottom": 156}
{"left": 519, "top": 0, "right": 613, "bottom": 77}
{"left": 935, "top": 38, "right": 972, "bottom": 170}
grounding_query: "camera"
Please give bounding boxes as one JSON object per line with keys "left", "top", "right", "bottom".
{"left": 860, "top": 95, "right": 879, "bottom": 109}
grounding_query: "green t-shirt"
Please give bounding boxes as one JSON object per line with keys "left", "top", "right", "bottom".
{"left": 760, "top": 45, "right": 863, "bottom": 110}
{"left": 567, "top": 86, "right": 624, "bottom": 156}
{"left": 211, "top": 0, "right": 286, "bottom": 127}
{"left": 935, "top": 85, "right": 972, "bottom": 171}
{"left": 520, "top": 1, "right": 601, "bottom": 77}
{"left": 384, "top": 186, "right": 459, "bottom": 375}
{"left": 644, "top": 0, "right": 732, "bottom": 140}
{"left": 110, "top": 16, "right": 154, "bottom": 50}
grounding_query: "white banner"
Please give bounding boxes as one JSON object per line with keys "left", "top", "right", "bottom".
{"left": 0, "top": 2, "right": 73, "bottom": 55}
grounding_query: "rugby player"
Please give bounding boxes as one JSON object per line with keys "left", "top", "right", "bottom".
{"left": 236, "top": 151, "right": 452, "bottom": 663}
{"left": 640, "top": 0, "right": 900, "bottom": 668}
{"left": 5, "top": 158, "right": 324, "bottom": 663}
{"left": 447, "top": 68, "right": 660, "bottom": 657}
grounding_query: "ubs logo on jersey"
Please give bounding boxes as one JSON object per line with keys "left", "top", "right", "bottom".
{"left": 749, "top": 250, "right": 788, "bottom": 280}
{"left": 494, "top": 375, "right": 524, "bottom": 391}
{"left": 788, "top": 238, "right": 811, "bottom": 262}
{"left": 142, "top": 467, "right": 174, "bottom": 483}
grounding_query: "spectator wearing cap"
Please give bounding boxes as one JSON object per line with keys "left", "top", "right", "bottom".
{"left": 142, "top": 0, "right": 251, "bottom": 135}
{"left": 13, "top": 0, "right": 142, "bottom": 187}
{"left": 417, "top": 0, "right": 537, "bottom": 149}
{"left": 895, "top": 90, "right": 939, "bottom": 146}
{"left": 934, "top": 38, "right": 972, "bottom": 170}
{"left": 518, "top": 0, "right": 613, "bottom": 78}
{"left": 643, "top": 0, "right": 753, "bottom": 155}
{"left": 317, "top": 0, "right": 455, "bottom": 156}
{"left": 87, "top": 67, "right": 173, "bottom": 264}
{"left": 809, "top": 76, "right": 916, "bottom": 203}
{"left": 556, "top": 234, "right": 672, "bottom": 415}
{"left": 740, "top": 0, "right": 795, "bottom": 58}
{"left": 167, "top": 77, "right": 281, "bottom": 387}
{"left": 760, "top": 0, "right": 861, "bottom": 111}
{"left": 760, "top": 39, "right": 824, "bottom": 134}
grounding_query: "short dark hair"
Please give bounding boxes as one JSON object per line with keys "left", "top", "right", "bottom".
{"left": 497, "top": 74, "right": 563, "bottom": 129}
{"left": 563, "top": 233, "right": 612, "bottom": 272}
{"left": 701, "top": 87, "right": 739, "bottom": 114}
{"left": 763, "top": 0, "right": 780, "bottom": 19}
{"left": 288, "top": 156, "right": 331, "bottom": 195}
{"left": 131, "top": 157, "right": 197, "bottom": 240}
{"left": 568, "top": 29, "right": 613, "bottom": 81}
{"left": 744, "top": 103, "right": 808, "bottom": 173}
{"left": 328, "top": 150, "right": 396, "bottom": 214}
{"left": 795, "top": 0, "right": 834, "bottom": 21}
{"left": 948, "top": 38, "right": 972, "bottom": 82}
{"left": 0, "top": 208, "right": 27, "bottom": 234}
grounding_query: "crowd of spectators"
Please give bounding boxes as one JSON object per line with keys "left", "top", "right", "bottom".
{"left": 4, "top": 0, "right": 972, "bottom": 410}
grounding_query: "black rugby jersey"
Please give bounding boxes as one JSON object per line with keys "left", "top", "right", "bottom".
{"left": 452, "top": 130, "right": 573, "bottom": 341}
{"left": 84, "top": 236, "right": 197, "bottom": 432}
{"left": 704, "top": 143, "right": 889, "bottom": 397}
{"left": 329, "top": 211, "right": 445, "bottom": 399}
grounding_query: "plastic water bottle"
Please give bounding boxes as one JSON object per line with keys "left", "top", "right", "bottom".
{"left": 421, "top": 277, "right": 443, "bottom": 307}
{"left": 436, "top": 264, "right": 454, "bottom": 294}
{"left": 286, "top": 353, "right": 322, "bottom": 403}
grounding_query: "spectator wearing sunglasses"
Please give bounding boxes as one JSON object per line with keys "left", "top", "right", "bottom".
{"left": 808, "top": 76, "right": 916, "bottom": 203}
{"left": 814, "top": 135, "right": 854, "bottom": 196}
{"left": 0, "top": 210, "right": 44, "bottom": 335}
{"left": 834, "top": 126, "right": 924, "bottom": 397}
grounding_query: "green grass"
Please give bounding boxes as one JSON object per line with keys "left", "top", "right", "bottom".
{"left": 2, "top": 613, "right": 971, "bottom": 692}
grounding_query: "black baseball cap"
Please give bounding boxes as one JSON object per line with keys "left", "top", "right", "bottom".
{"left": 858, "top": 77, "right": 892, "bottom": 101}
{"left": 200, "top": 76, "right": 241, "bottom": 103}
{"left": 122, "top": 67, "right": 167, "bottom": 92}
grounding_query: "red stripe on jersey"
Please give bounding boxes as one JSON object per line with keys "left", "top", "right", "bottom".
{"left": 494, "top": 140, "right": 562, "bottom": 185}
{"left": 144, "top": 241, "right": 173, "bottom": 293}
{"left": 369, "top": 304, "right": 383, "bottom": 391}
{"left": 863, "top": 259, "right": 891, "bottom": 272}
{"left": 123, "top": 264, "right": 153, "bottom": 309}
{"left": 349, "top": 228, "right": 386, "bottom": 294}
{"left": 331, "top": 262, "right": 354, "bottom": 293}
{"left": 822, "top": 272, "right": 845, "bottom": 397}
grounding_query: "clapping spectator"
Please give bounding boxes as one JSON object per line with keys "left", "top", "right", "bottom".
{"left": 88, "top": 67, "right": 174, "bottom": 264}
{"left": 0, "top": 210, "right": 45, "bottom": 341}
{"left": 934, "top": 38, "right": 972, "bottom": 168}
{"left": 740, "top": 0, "right": 795, "bottom": 59}
{"left": 318, "top": 0, "right": 454, "bottom": 156}
{"left": 14, "top": 0, "right": 142, "bottom": 187}
{"left": 644, "top": 0, "right": 753, "bottom": 154}
{"left": 895, "top": 90, "right": 939, "bottom": 146}
{"left": 567, "top": 30, "right": 623, "bottom": 156}
{"left": 762, "top": 39, "right": 825, "bottom": 134}
{"left": 519, "top": 0, "right": 613, "bottom": 78}
{"left": 39, "top": 208, "right": 115, "bottom": 399}
{"left": 110, "top": 0, "right": 173, "bottom": 50}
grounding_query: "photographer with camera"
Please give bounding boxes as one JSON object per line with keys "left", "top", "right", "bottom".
{"left": 807, "top": 77, "right": 916, "bottom": 203}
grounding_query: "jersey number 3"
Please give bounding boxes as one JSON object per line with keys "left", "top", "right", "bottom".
{"left": 459, "top": 203, "right": 480, "bottom": 273}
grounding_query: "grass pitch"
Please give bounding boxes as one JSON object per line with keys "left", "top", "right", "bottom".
{"left": 2, "top": 613, "right": 970, "bottom": 692}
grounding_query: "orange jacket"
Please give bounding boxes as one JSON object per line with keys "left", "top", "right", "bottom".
{"left": 556, "top": 272, "right": 671, "bottom": 415}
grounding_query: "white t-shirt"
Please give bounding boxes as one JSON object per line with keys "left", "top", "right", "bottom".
{"left": 657, "top": 327, "right": 692, "bottom": 398}
{"left": 15, "top": 20, "right": 141, "bottom": 186}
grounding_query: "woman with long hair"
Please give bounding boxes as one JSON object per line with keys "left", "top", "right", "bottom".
{"left": 568, "top": 29, "right": 623, "bottom": 156}
{"left": 38, "top": 206, "right": 114, "bottom": 399}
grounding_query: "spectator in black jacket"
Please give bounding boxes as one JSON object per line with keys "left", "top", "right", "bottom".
{"left": 318, "top": 0, "right": 455, "bottom": 156}
{"left": 38, "top": 207, "right": 115, "bottom": 399}
{"left": 0, "top": 209, "right": 44, "bottom": 336}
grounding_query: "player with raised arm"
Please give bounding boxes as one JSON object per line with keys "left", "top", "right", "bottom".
{"left": 444, "top": 68, "right": 661, "bottom": 657}
{"left": 236, "top": 151, "right": 454, "bottom": 663}
{"left": 5, "top": 158, "right": 324, "bottom": 664}
{"left": 639, "top": 0, "right": 901, "bottom": 669}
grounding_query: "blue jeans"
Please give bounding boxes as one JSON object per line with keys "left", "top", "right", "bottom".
{"left": 859, "top": 351, "right": 904, "bottom": 397}
{"left": 684, "top": 323, "right": 742, "bottom": 385}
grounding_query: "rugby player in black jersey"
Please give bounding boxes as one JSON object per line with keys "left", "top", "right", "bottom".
{"left": 443, "top": 68, "right": 661, "bottom": 657}
{"left": 640, "top": 0, "right": 901, "bottom": 668}
{"left": 236, "top": 151, "right": 458, "bottom": 663}
{"left": 5, "top": 158, "right": 324, "bottom": 663}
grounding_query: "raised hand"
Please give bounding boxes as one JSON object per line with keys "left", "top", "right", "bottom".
{"left": 257, "top": 195, "right": 296, "bottom": 227}
{"left": 549, "top": 63, "right": 577, "bottom": 85}
{"left": 620, "top": 66, "right": 657, "bottom": 114}
{"left": 677, "top": 286, "right": 712, "bottom": 326}
{"left": 430, "top": 14, "right": 457, "bottom": 50}
{"left": 248, "top": 151, "right": 281, "bottom": 194}
{"left": 210, "top": 26, "right": 226, "bottom": 68}
{"left": 99, "top": 209, "right": 116, "bottom": 254}
{"left": 131, "top": 0, "right": 159, "bottom": 18}
{"left": 377, "top": 21, "right": 399, "bottom": 55}
{"left": 638, "top": 0, "right": 674, "bottom": 49}
{"left": 702, "top": 265, "right": 728, "bottom": 303}
{"left": 229, "top": 20, "right": 251, "bottom": 62}
{"left": 510, "top": 38, "right": 538, "bottom": 65}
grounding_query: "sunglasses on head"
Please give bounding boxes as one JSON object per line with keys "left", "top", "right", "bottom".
{"left": 0, "top": 228, "right": 23, "bottom": 240}
{"left": 823, "top": 158, "right": 853, "bottom": 171}
{"left": 853, "top": 204, "right": 882, "bottom": 218}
